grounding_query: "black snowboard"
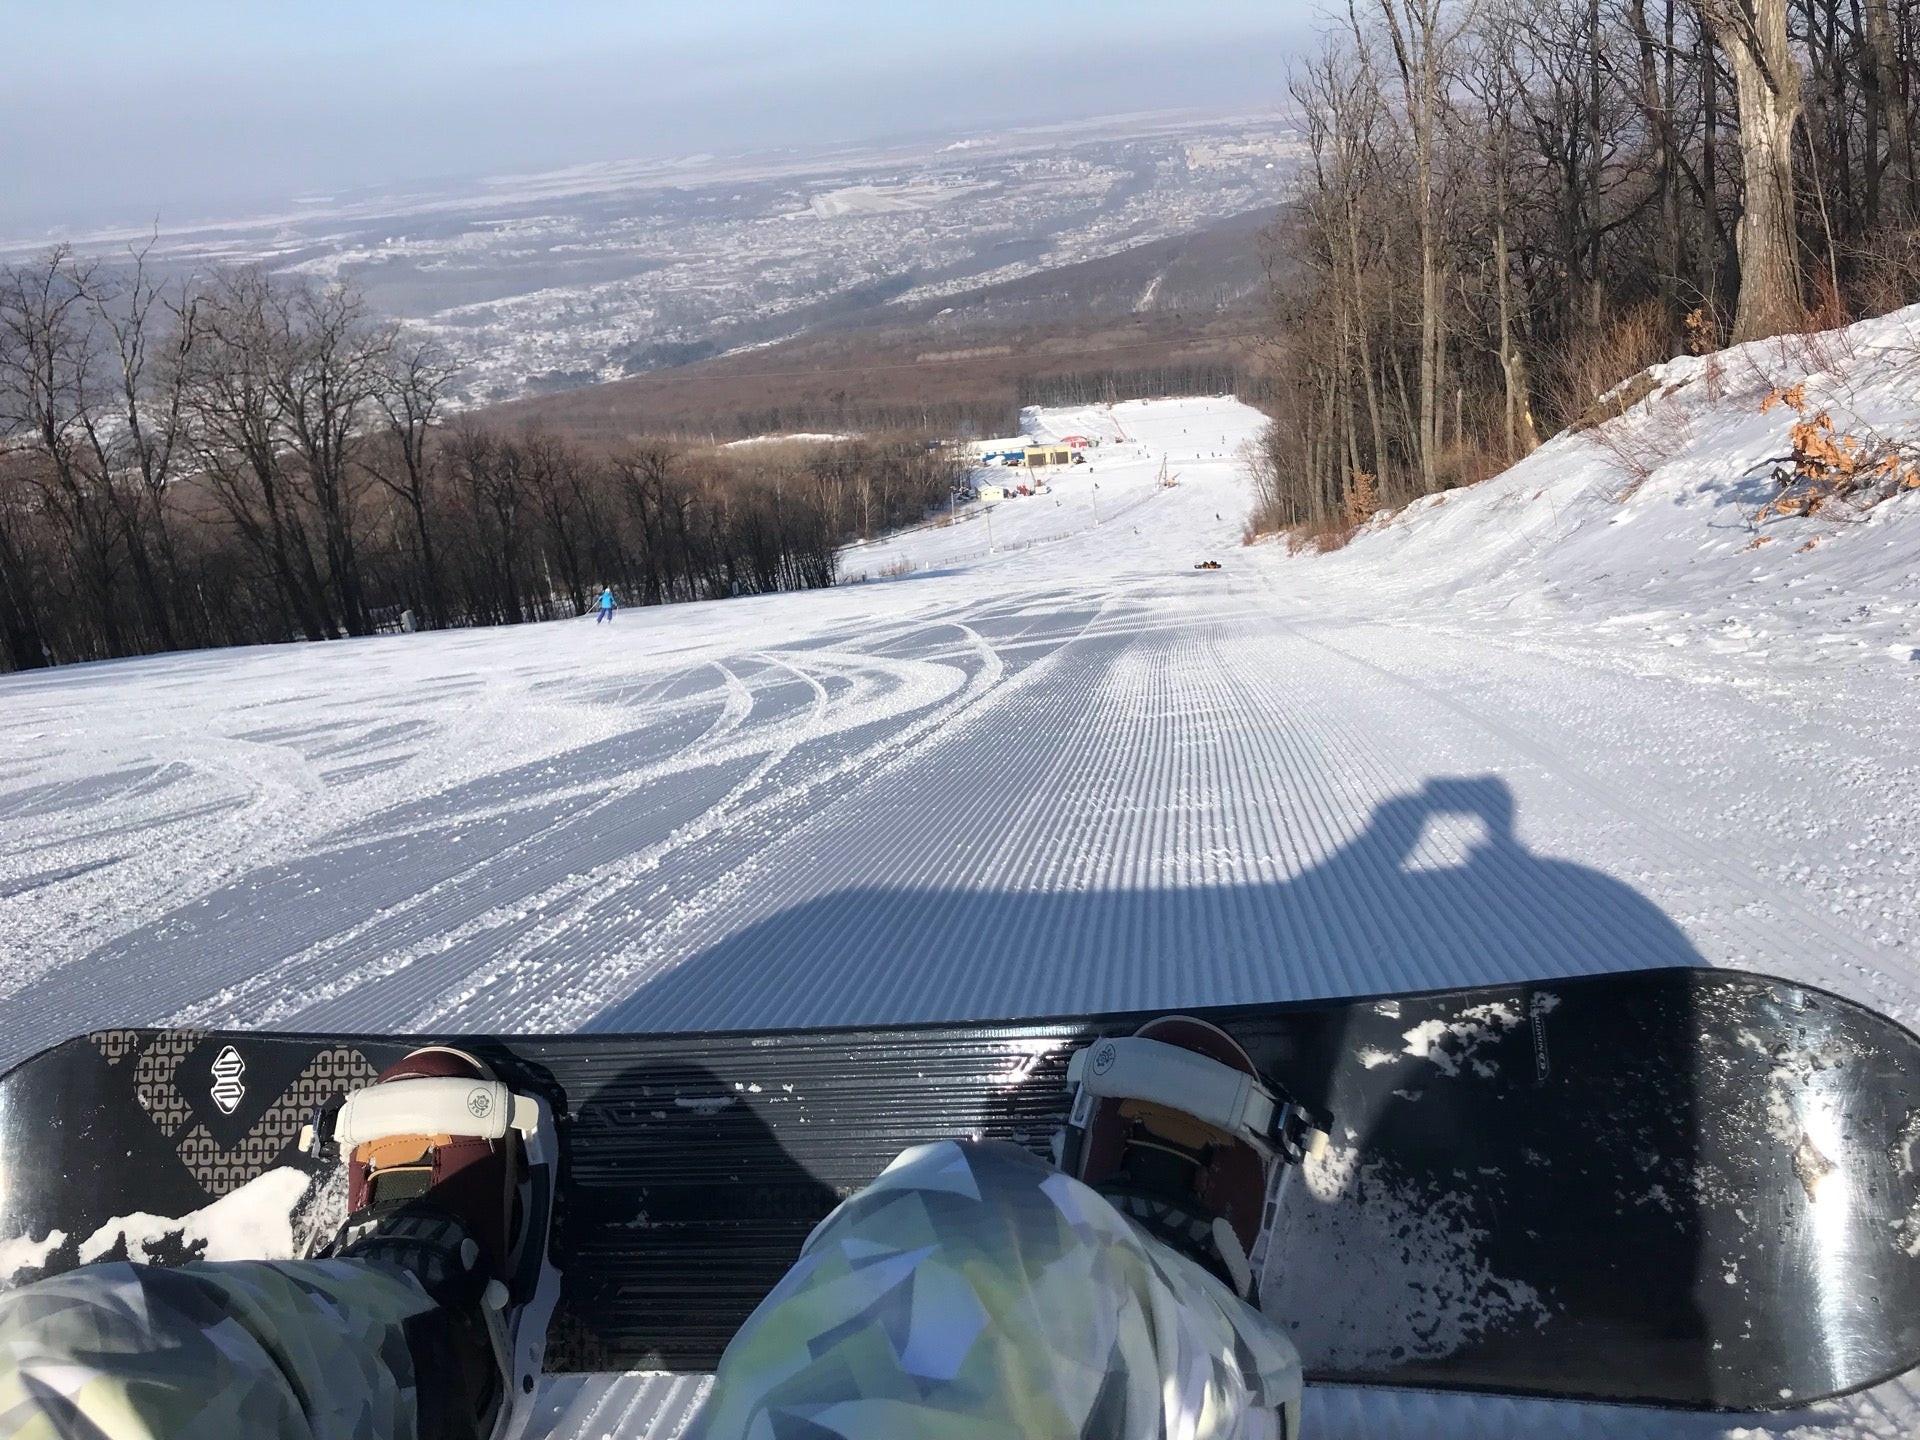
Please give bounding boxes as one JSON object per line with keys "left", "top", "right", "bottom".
{"left": 1, "top": 967, "right": 1917, "bottom": 1410}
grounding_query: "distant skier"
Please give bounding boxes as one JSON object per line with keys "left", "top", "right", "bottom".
{"left": 0, "top": 1023, "right": 1303, "bottom": 1439}
{"left": 596, "top": 586, "right": 616, "bottom": 624}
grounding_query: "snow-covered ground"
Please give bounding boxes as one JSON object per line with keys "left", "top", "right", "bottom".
{"left": 4, "top": 313, "right": 1920, "bottom": 1435}
{"left": 853, "top": 400, "right": 1244, "bottom": 578}
{"left": 720, "top": 431, "right": 854, "bottom": 448}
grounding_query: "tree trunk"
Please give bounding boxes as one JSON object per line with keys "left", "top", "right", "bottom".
{"left": 0, "top": 520, "right": 51, "bottom": 669}
{"left": 1585, "top": 0, "right": 1607, "bottom": 329}
{"left": 1865, "top": 0, "right": 1914, "bottom": 221}
{"left": 1699, "top": 9, "right": 1728, "bottom": 310}
{"left": 403, "top": 490, "right": 443, "bottom": 626}
{"left": 1495, "top": 201, "right": 1538, "bottom": 455}
{"left": 1369, "top": 0, "right": 1450, "bottom": 493}
{"left": 1711, "top": 0, "right": 1807, "bottom": 341}
{"left": 1629, "top": 0, "right": 1681, "bottom": 317}
{"left": 1346, "top": 206, "right": 1388, "bottom": 477}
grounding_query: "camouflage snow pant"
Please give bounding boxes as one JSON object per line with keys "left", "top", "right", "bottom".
{"left": 690, "top": 1140, "right": 1302, "bottom": 1440}
{"left": 0, "top": 1141, "right": 1300, "bottom": 1440}
{"left": 0, "top": 1255, "right": 437, "bottom": 1439}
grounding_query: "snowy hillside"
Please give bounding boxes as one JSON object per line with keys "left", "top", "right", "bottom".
{"left": 1293, "top": 304, "right": 1920, "bottom": 685}
{"left": 846, "top": 396, "right": 1263, "bottom": 579}
{"left": 3, "top": 374, "right": 1919, "bottom": 1437}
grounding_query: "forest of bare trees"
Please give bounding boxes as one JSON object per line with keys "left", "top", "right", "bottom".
{"left": 1253, "top": 0, "right": 1920, "bottom": 537}
{"left": 19, "top": 0, "right": 1906, "bottom": 665}
{"left": 0, "top": 249, "right": 963, "bottom": 672}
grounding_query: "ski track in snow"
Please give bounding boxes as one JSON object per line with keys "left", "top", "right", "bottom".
{"left": 3, "top": 385, "right": 1919, "bottom": 1436}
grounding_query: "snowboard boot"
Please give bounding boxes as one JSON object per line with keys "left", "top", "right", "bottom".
{"left": 1060, "top": 1015, "right": 1322, "bottom": 1303}
{"left": 306, "top": 1046, "right": 561, "bottom": 1440}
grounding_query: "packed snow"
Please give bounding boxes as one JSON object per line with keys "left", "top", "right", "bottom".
{"left": 5, "top": 306, "right": 1920, "bottom": 1437}
{"left": 74, "top": 1168, "right": 310, "bottom": 1267}
{"left": 720, "top": 432, "right": 854, "bottom": 448}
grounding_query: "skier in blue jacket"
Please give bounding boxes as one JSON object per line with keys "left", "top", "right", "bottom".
{"left": 595, "top": 586, "right": 616, "bottom": 623}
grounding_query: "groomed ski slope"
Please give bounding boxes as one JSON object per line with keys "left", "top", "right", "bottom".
{"left": 5, "top": 309, "right": 1920, "bottom": 1436}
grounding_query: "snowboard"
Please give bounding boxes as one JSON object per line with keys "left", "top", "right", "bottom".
{"left": 1, "top": 966, "right": 1917, "bottom": 1411}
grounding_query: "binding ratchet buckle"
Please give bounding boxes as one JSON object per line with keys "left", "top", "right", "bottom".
{"left": 1262, "top": 1095, "right": 1326, "bottom": 1167}
{"left": 1063, "top": 1034, "right": 1330, "bottom": 1166}
{"left": 299, "top": 1076, "right": 546, "bottom": 1158}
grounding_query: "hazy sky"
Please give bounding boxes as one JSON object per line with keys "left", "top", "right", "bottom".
{"left": 3, "top": 1, "right": 1313, "bottom": 234}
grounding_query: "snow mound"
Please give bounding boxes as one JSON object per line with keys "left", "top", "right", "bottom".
{"left": 1289, "top": 305, "right": 1920, "bottom": 680}
{"left": 844, "top": 395, "right": 1265, "bottom": 581}
{"left": 722, "top": 432, "right": 854, "bottom": 448}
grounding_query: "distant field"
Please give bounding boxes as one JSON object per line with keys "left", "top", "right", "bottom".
{"left": 13, "top": 113, "right": 1296, "bottom": 411}
{"left": 482, "top": 207, "right": 1281, "bottom": 446}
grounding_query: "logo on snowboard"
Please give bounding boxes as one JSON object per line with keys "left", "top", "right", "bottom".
{"left": 467, "top": 1086, "right": 494, "bottom": 1119}
{"left": 209, "top": 1046, "right": 246, "bottom": 1115}
{"left": 1090, "top": 1040, "right": 1118, "bottom": 1076}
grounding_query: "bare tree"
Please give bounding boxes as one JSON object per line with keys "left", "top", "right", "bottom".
{"left": 368, "top": 337, "right": 456, "bottom": 627}
{"left": 1354, "top": 0, "right": 1474, "bottom": 491}
{"left": 448, "top": 424, "right": 530, "bottom": 625}
{"left": 185, "top": 269, "right": 335, "bottom": 641}
{"left": 0, "top": 248, "right": 129, "bottom": 654}
{"left": 1706, "top": 0, "right": 1806, "bottom": 339}
{"left": 73, "top": 239, "right": 199, "bottom": 649}
{"left": 519, "top": 429, "right": 597, "bottom": 616}
{"left": 610, "top": 442, "right": 679, "bottom": 605}
{"left": 1863, "top": 0, "right": 1915, "bottom": 225}
{"left": 1293, "top": 44, "right": 1397, "bottom": 495}
{"left": 0, "top": 457, "right": 54, "bottom": 669}
{"left": 268, "top": 282, "right": 391, "bottom": 636}
{"left": 1466, "top": 1, "right": 1540, "bottom": 455}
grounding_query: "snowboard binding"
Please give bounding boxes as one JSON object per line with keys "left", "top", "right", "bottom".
{"left": 1058, "top": 1017, "right": 1327, "bottom": 1301}
{"left": 301, "top": 1047, "right": 562, "bottom": 1440}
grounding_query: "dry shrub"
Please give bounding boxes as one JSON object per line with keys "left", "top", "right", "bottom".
{"left": 1754, "top": 383, "right": 1920, "bottom": 521}
{"left": 1343, "top": 470, "right": 1380, "bottom": 528}
{"left": 1804, "top": 271, "right": 1852, "bottom": 335}
{"left": 1288, "top": 468, "right": 1391, "bottom": 551}
{"left": 1789, "top": 322, "right": 1858, "bottom": 376}
{"left": 1759, "top": 382, "right": 1808, "bottom": 413}
{"left": 1585, "top": 391, "right": 1694, "bottom": 500}
{"left": 1285, "top": 518, "right": 1359, "bottom": 554}
{"left": 1850, "top": 227, "right": 1920, "bottom": 318}
{"left": 1568, "top": 369, "right": 1661, "bottom": 433}
{"left": 1559, "top": 303, "right": 1676, "bottom": 430}
{"left": 1430, "top": 439, "right": 1506, "bottom": 491}
{"left": 878, "top": 555, "right": 916, "bottom": 578}
{"left": 1684, "top": 306, "right": 1724, "bottom": 355}
{"left": 1312, "top": 526, "right": 1356, "bottom": 553}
